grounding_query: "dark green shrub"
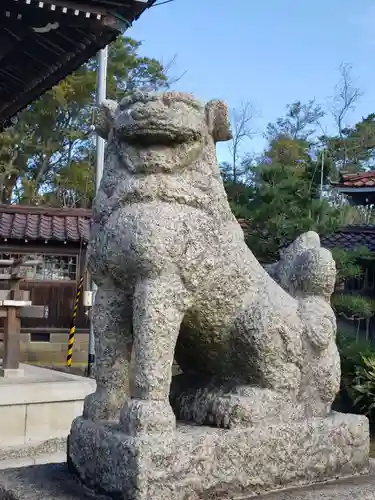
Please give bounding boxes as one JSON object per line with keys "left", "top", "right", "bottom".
{"left": 332, "top": 294, "right": 375, "bottom": 320}
{"left": 350, "top": 355, "right": 375, "bottom": 416}
{"left": 336, "top": 331, "right": 375, "bottom": 421}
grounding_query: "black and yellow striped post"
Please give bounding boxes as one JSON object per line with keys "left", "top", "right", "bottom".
{"left": 66, "top": 276, "right": 84, "bottom": 368}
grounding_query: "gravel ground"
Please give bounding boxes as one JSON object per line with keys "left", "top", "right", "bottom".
{"left": 0, "top": 464, "right": 375, "bottom": 500}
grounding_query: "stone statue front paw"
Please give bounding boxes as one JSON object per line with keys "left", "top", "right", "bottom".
{"left": 83, "top": 389, "right": 122, "bottom": 423}
{"left": 120, "top": 399, "right": 176, "bottom": 436}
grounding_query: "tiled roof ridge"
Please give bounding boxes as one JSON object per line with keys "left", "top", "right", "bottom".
{"left": 332, "top": 171, "right": 375, "bottom": 188}
{"left": 343, "top": 172, "right": 375, "bottom": 178}
{"left": 339, "top": 224, "right": 375, "bottom": 231}
{"left": 0, "top": 204, "right": 92, "bottom": 218}
{"left": 0, "top": 205, "right": 91, "bottom": 243}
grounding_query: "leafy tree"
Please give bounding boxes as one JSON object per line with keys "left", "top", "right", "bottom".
{"left": 0, "top": 122, "right": 32, "bottom": 203}
{"left": 332, "top": 246, "right": 372, "bottom": 285}
{"left": 223, "top": 179, "right": 255, "bottom": 220}
{"left": 239, "top": 102, "right": 340, "bottom": 262}
{"left": 322, "top": 114, "right": 375, "bottom": 174}
{"left": 245, "top": 158, "right": 340, "bottom": 262}
{"left": 335, "top": 331, "right": 375, "bottom": 418}
{"left": 265, "top": 100, "right": 324, "bottom": 142}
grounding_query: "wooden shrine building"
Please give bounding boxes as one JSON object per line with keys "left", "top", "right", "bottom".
{"left": 0, "top": 0, "right": 156, "bottom": 130}
{"left": 0, "top": 204, "right": 90, "bottom": 333}
{"left": 0, "top": 204, "right": 91, "bottom": 368}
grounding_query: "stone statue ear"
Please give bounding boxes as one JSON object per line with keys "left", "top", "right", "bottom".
{"left": 95, "top": 99, "right": 119, "bottom": 140}
{"left": 205, "top": 99, "right": 233, "bottom": 142}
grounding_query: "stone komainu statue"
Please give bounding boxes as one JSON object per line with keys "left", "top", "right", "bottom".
{"left": 84, "top": 91, "right": 340, "bottom": 434}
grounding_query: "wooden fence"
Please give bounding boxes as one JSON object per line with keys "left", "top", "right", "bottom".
{"left": 0, "top": 280, "right": 89, "bottom": 334}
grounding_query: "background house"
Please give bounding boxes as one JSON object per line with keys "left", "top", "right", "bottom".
{"left": 0, "top": 204, "right": 90, "bottom": 368}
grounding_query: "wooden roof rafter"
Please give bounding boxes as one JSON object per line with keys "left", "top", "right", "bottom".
{"left": 0, "top": 0, "right": 155, "bottom": 130}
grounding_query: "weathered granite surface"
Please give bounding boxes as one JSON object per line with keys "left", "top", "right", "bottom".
{"left": 265, "top": 232, "right": 340, "bottom": 418}
{"left": 0, "top": 438, "right": 66, "bottom": 463}
{"left": 84, "top": 90, "right": 341, "bottom": 429}
{"left": 67, "top": 90, "right": 369, "bottom": 500}
{"left": 259, "top": 476, "right": 375, "bottom": 500}
{"left": 1, "top": 461, "right": 375, "bottom": 500}
{"left": 68, "top": 412, "right": 369, "bottom": 500}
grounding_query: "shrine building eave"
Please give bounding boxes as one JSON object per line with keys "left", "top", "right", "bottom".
{"left": 0, "top": 0, "right": 156, "bottom": 131}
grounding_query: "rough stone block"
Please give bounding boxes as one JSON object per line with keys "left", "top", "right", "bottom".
{"left": 68, "top": 412, "right": 369, "bottom": 500}
{"left": 1, "top": 463, "right": 375, "bottom": 500}
{"left": 0, "top": 364, "right": 95, "bottom": 449}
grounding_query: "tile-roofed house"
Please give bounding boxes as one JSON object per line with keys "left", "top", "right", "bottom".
{"left": 329, "top": 173, "right": 375, "bottom": 252}
{"left": 0, "top": 205, "right": 92, "bottom": 340}
{"left": 331, "top": 172, "right": 375, "bottom": 205}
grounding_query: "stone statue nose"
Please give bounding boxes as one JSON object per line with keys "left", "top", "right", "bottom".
{"left": 130, "top": 102, "right": 163, "bottom": 121}
{"left": 130, "top": 107, "right": 147, "bottom": 120}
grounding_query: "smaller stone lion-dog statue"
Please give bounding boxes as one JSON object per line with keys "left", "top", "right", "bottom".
{"left": 84, "top": 90, "right": 340, "bottom": 435}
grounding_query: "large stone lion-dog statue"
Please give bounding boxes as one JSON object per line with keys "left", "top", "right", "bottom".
{"left": 83, "top": 90, "right": 340, "bottom": 435}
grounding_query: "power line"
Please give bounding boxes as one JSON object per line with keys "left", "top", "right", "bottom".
{"left": 151, "top": 0, "right": 177, "bottom": 7}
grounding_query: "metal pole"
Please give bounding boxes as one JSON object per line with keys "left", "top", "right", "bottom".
{"left": 320, "top": 148, "right": 325, "bottom": 200}
{"left": 87, "top": 46, "right": 108, "bottom": 378}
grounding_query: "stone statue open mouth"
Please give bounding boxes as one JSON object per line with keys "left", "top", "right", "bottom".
{"left": 118, "top": 125, "right": 201, "bottom": 146}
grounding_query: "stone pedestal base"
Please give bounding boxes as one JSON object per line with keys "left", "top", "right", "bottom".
{"left": 68, "top": 412, "right": 369, "bottom": 500}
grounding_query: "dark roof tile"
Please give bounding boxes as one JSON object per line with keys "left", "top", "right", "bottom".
{"left": 322, "top": 226, "right": 375, "bottom": 252}
{"left": 52, "top": 216, "right": 66, "bottom": 241}
{"left": 39, "top": 215, "right": 52, "bottom": 241}
{"left": 0, "top": 205, "right": 91, "bottom": 244}
{"left": 11, "top": 214, "right": 27, "bottom": 240}
{"left": 66, "top": 216, "right": 80, "bottom": 242}
{"left": 0, "top": 212, "right": 12, "bottom": 239}
{"left": 25, "top": 214, "right": 39, "bottom": 240}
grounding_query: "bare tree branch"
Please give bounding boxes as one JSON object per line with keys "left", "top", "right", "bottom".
{"left": 227, "top": 101, "right": 257, "bottom": 183}
{"left": 329, "top": 63, "right": 362, "bottom": 168}
{"left": 331, "top": 63, "right": 362, "bottom": 137}
{"left": 162, "top": 54, "right": 187, "bottom": 88}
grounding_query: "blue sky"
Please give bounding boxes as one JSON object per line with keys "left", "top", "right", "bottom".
{"left": 130, "top": 0, "right": 375, "bottom": 163}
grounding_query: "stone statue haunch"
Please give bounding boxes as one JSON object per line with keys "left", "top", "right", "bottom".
{"left": 83, "top": 91, "right": 340, "bottom": 435}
